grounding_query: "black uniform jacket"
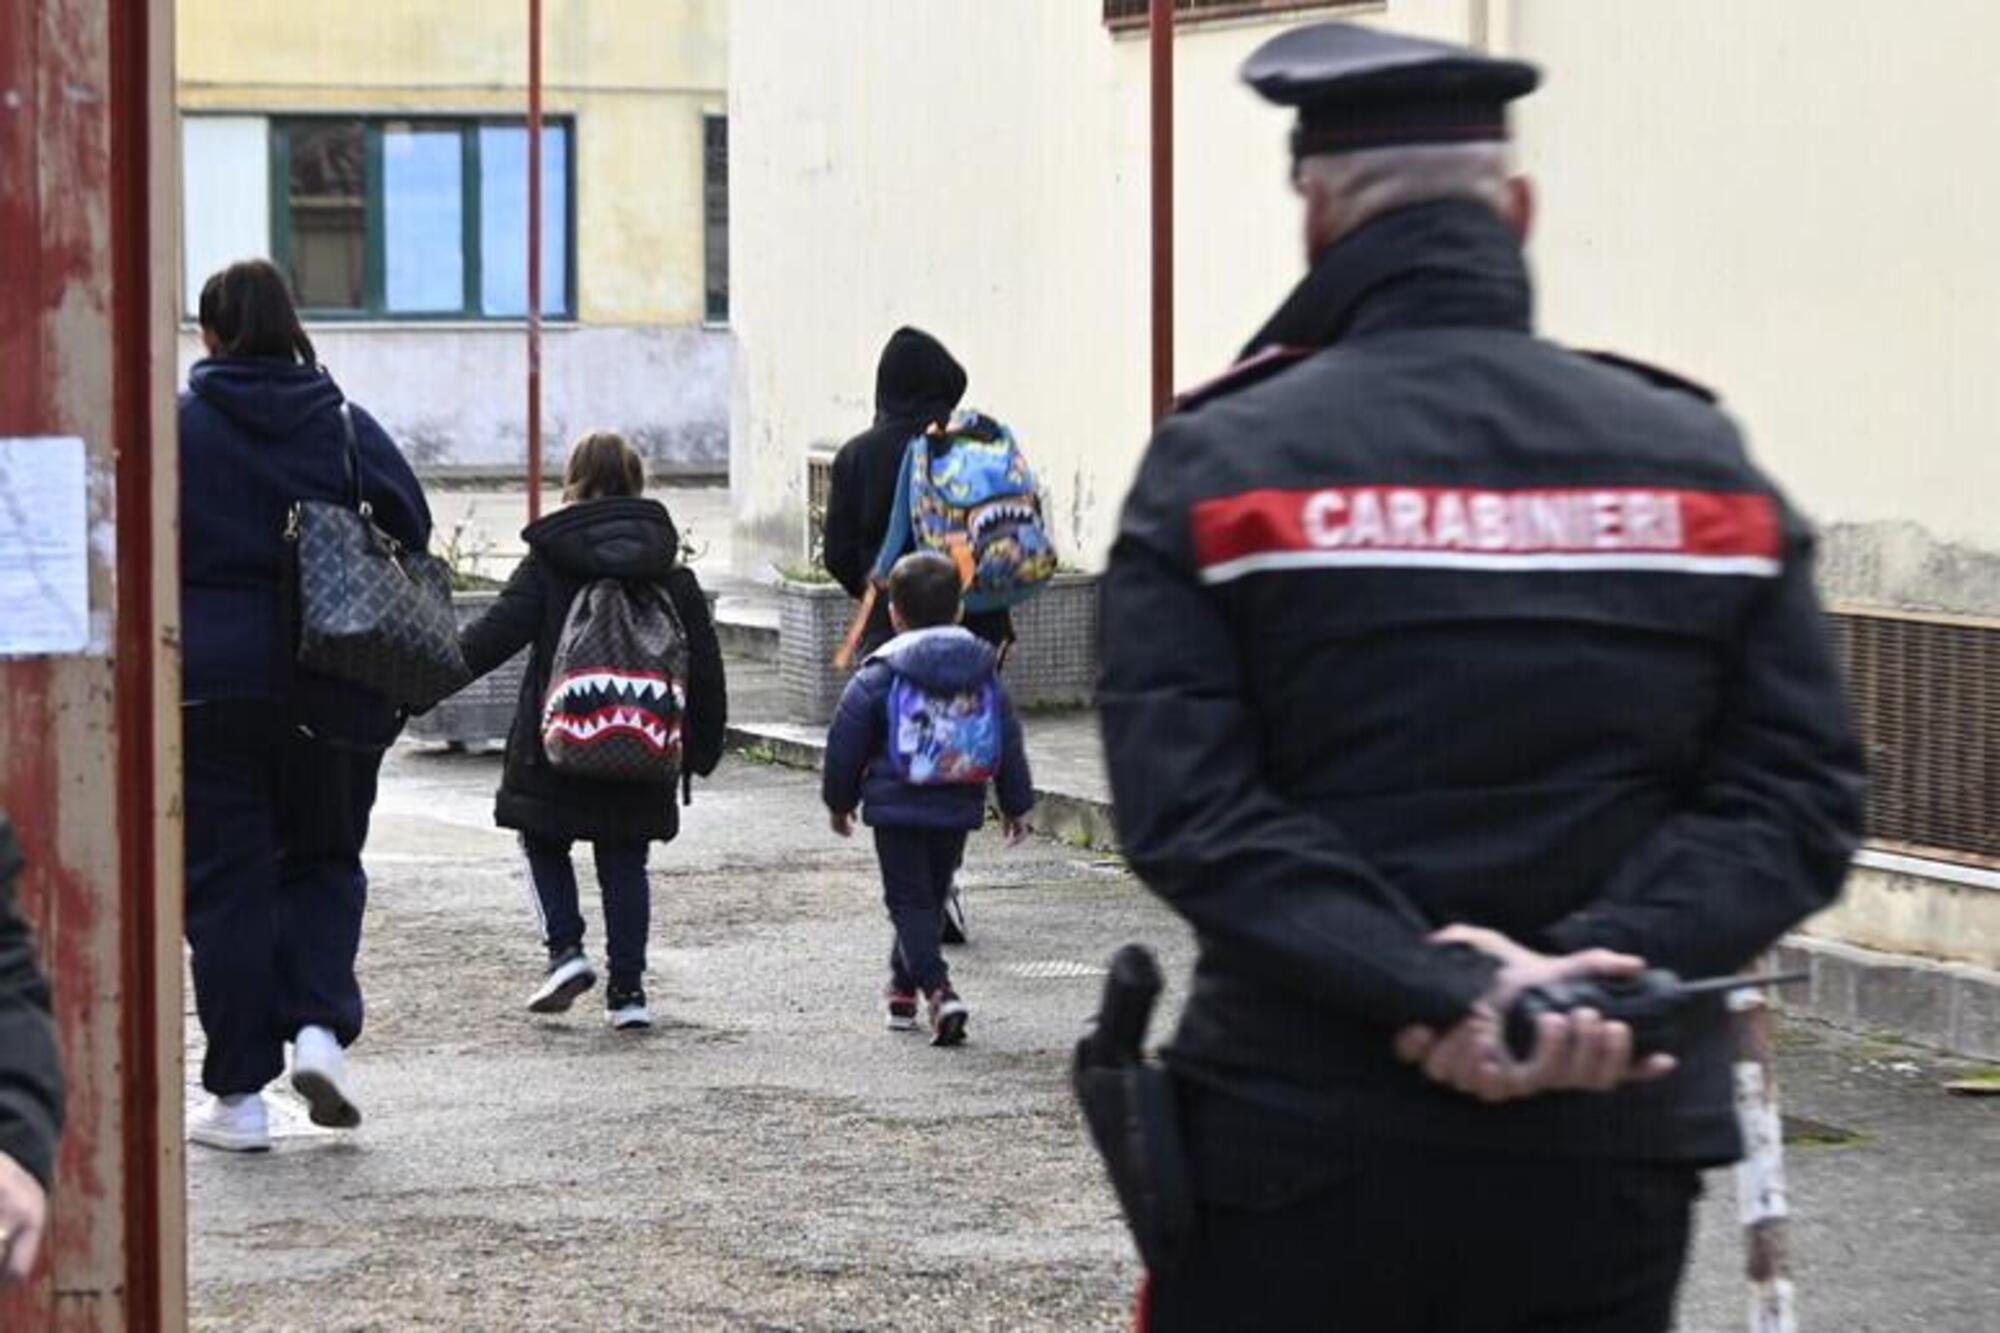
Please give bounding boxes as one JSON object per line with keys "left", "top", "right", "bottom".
{"left": 1100, "top": 201, "right": 1865, "bottom": 1163}
{"left": 460, "top": 498, "right": 727, "bottom": 844}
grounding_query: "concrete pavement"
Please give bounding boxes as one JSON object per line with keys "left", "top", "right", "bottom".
{"left": 185, "top": 745, "right": 2000, "bottom": 1330}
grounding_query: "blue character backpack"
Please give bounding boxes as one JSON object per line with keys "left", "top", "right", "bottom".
{"left": 883, "top": 670, "right": 1003, "bottom": 786}
{"left": 872, "top": 410, "right": 1058, "bottom": 614}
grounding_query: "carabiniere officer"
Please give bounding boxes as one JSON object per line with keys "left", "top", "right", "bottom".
{"left": 1098, "top": 21, "right": 1865, "bottom": 1332}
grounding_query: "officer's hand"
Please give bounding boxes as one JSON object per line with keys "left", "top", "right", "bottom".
{"left": 1425, "top": 923, "right": 1650, "bottom": 1011}
{"left": 0, "top": 1152, "right": 48, "bottom": 1284}
{"left": 1392, "top": 925, "right": 1676, "bottom": 1102}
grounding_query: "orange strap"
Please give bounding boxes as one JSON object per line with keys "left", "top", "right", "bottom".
{"left": 945, "top": 533, "right": 976, "bottom": 589}
{"left": 833, "top": 582, "right": 879, "bottom": 671}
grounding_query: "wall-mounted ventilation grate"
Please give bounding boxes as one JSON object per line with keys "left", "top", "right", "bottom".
{"left": 1828, "top": 609, "right": 1998, "bottom": 865}
{"left": 1104, "top": 1, "right": 1372, "bottom": 30}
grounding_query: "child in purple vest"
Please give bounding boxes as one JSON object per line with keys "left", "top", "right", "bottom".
{"left": 822, "top": 552, "right": 1034, "bottom": 1044}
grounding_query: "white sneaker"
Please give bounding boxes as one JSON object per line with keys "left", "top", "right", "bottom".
{"left": 291, "top": 1025, "right": 362, "bottom": 1129}
{"left": 606, "top": 984, "right": 652, "bottom": 1030}
{"left": 528, "top": 947, "right": 597, "bottom": 1014}
{"left": 188, "top": 1093, "right": 271, "bottom": 1153}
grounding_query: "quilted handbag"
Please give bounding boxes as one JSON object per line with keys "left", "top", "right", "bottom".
{"left": 286, "top": 402, "right": 466, "bottom": 708}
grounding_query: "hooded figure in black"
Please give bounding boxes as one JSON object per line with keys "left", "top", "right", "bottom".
{"left": 822, "top": 327, "right": 1013, "bottom": 655}
{"left": 458, "top": 432, "right": 726, "bottom": 1030}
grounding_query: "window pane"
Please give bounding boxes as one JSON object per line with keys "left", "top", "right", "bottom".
{"left": 383, "top": 125, "right": 464, "bottom": 313}
{"left": 181, "top": 116, "right": 271, "bottom": 317}
{"left": 479, "top": 125, "right": 569, "bottom": 317}
{"left": 704, "top": 116, "right": 728, "bottom": 324}
{"left": 283, "top": 120, "right": 366, "bottom": 310}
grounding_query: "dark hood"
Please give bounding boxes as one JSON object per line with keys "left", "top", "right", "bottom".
{"left": 189, "top": 357, "right": 345, "bottom": 439}
{"left": 873, "top": 327, "right": 967, "bottom": 427}
{"left": 524, "top": 497, "right": 681, "bottom": 580}
{"left": 870, "top": 626, "right": 997, "bottom": 692}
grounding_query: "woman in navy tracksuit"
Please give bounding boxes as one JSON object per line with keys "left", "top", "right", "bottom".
{"left": 179, "top": 260, "right": 432, "bottom": 1151}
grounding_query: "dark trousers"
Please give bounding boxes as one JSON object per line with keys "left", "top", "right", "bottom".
{"left": 183, "top": 701, "right": 382, "bottom": 1096}
{"left": 1146, "top": 1124, "right": 1699, "bottom": 1333}
{"left": 521, "top": 836, "right": 650, "bottom": 986}
{"left": 872, "top": 826, "right": 968, "bottom": 995}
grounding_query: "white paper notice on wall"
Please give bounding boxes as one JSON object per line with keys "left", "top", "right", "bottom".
{"left": 0, "top": 436, "right": 92, "bottom": 656}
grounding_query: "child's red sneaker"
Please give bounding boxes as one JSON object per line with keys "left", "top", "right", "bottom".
{"left": 926, "top": 985, "right": 969, "bottom": 1047}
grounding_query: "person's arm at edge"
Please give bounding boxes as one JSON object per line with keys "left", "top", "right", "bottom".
{"left": 0, "top": 818, "right": 62, "bottom": 1198}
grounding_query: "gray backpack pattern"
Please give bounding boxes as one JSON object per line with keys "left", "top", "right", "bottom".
{"left": 289, "top": 402, "right": 466, "bottom": 708}
{"left": 540, "top": 579, "right": 689, "bottom": 783}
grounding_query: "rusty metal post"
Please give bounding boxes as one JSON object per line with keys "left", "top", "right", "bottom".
{"left": 0, "top": 0, "right": 184, "bottom": 1327}
{"left": 1733, "top": 983, "right": 1797, "bottom": 1332}
{"left": 1149, "top": 0, "right": 1175, "bottom": 422}
{"left": 526, "top": 0, "right": 545, "bottom": 521}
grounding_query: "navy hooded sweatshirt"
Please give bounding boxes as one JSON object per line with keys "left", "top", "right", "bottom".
{"left": 822, "top": 626, "right": 1034, "bottom": 830}
{"left": 179, "top": 358, "right": 431, "bottom": 705}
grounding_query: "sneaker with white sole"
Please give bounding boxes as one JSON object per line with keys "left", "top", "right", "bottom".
{"left": 291, "top": 1025, "right": 362, "bottom": 1129}
{"left": 606, "top": 983, "right": 651, "bottom": 1030}
{"left": 529, "top": 946, "right": 597, "bottom": 1014}
{"left": 926, "top": 985, "right": 969, "bottom": 1047}
{"left": 188, "top": 1093, "right": 271, "bottom": 1153}
{"left": 884, "top": 989, "right": 919, "bottom": 1031}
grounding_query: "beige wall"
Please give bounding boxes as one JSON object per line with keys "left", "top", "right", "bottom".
{"left": 732, "top": 0, "right": 1999, "bottom": 617}
{"left": 177, "top": 0, "right": 728, "bottom": 326}
{"left": 728, "top": 0, "right": 1468, "bottom": 576}
{"left": 1508, "top": 0, "right": 2000, "bottom": 617}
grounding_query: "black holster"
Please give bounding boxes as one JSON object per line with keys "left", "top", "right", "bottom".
{"left": 1072, "top": 945, "right": 1196, "bottom": 1275}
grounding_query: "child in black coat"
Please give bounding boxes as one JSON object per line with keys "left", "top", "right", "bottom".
{"left": 459, "top": 433, "right": 727, "bottom": 1029}
{"left": 823, "top": 553, "right": 1033, "bottom": 1045}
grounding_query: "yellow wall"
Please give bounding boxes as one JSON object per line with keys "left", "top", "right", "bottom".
{"left": 1509, "top": 0, "right": 2000, "bottom": 615}
{"left": 176, "top": 0, "right": 728, "bottom": 325}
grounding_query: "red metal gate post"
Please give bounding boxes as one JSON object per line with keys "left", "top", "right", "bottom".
{"left": 527, "top": 0, "right": 545, "bottom": 521}
{"left": 0, "top": 0, "right": 183, "bottom": 1327}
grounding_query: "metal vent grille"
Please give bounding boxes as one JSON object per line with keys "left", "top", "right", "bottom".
{"left": 805, "top": 449, "right": 835, "bottom": 570}
{"left": 1104, "top": 0, "right": 1369, "bottom": 28}
{"left": 1828, "top": 609, "right": 1999, "bottom": 863}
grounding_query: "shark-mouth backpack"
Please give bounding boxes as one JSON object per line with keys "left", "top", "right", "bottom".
{"left": 540, "top": 580, "right": 689, "bottom": 783}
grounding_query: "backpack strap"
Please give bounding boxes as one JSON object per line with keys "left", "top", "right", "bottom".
{"left": 869, "top": 435, "right": 924, "bottom": 584}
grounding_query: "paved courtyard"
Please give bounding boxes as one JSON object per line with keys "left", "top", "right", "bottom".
{"left": 184, "top": 744, "right": 2000, "bottom": 1330}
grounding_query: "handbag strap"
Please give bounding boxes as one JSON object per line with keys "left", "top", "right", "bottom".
{"left": 336, "top": 399, "right": 370, "bottom": 516}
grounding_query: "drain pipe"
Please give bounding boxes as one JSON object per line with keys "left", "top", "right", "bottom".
{"left": 1150, "top": 0, "right": 1174, "bottom": 422}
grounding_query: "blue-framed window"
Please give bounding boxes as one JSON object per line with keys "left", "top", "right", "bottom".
{"left": 270, "top": 116, "right": 574, "bottom": 320}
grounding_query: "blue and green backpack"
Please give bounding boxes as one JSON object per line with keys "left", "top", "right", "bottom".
{"left": 871, "top": 411, "right": 1058, "bottom": 613}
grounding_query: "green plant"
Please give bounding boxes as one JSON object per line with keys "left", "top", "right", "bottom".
{"left": 774, "top": 560, "right": 837, "bottom": 585}
{"left": 438, "top": 508, "right": 504, "bottom": 592}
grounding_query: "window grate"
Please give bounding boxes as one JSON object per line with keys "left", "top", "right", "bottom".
{"left": 1828, "top": 609, "right": 1999, "bottom": 864}
{"left": 1104, "top": 0, "right": 1373, "bottom": 29}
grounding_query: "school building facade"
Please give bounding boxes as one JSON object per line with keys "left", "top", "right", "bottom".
{"left": 728, "top": 0, "right": 1999, "bottom": 1010}
{"left": 176, "top": 0, "right": 732, "bottom": 475}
